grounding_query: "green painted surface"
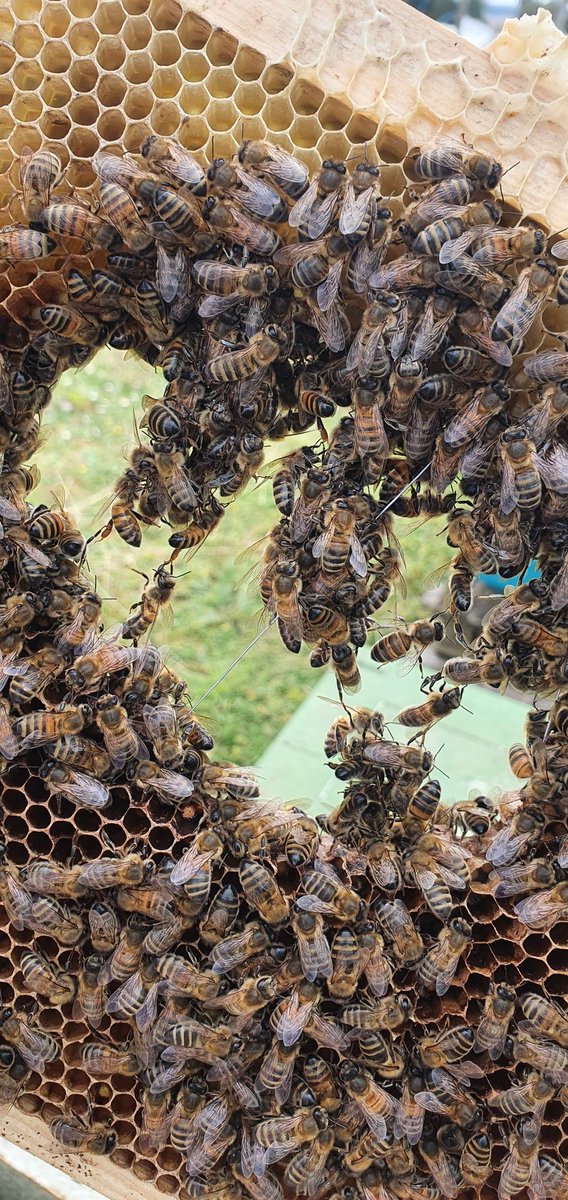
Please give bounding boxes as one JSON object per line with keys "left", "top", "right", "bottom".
{"left": 0, "top": 1162, "right": 55, "bottom": 1200}
{"left": 256, "top": 652, "right": 523, "bottom": 817}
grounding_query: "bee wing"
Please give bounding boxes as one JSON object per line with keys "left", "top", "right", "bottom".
{"left": 415, "top": 1089, "right": 449, "bottom": 1115}
{"left": 535, "top": 444, "right": 568, "bottom": 493}
{"left": 388, "top": 302, "right": 409, "bottom": 360}
{"left": 105, "top": 968, "right": 145, "bottom": 1016}
{"left": 276, "top": 991, "right": 315, "bottom": 1047}
{"left": 296, "top": 925, "right": 333, "bottom": 983}
{"left": 558, "top": 835, "right": 568, "bottom": 869}
{"left": 234, "top": 168, "right": 282, "bottom": 218}
{"left": 339, "top": 182, "right": 373, "bottom": 235}
{"left": 355, "top": 1100, "right": 387, "bottom": 1142}
{"left": 428, "top": 1147, "right": 459, "bottom": 1199}
{"left": 498, "top": 452, "right": 521, "bottom": 517}
{"left": 294, "top": 895, "right": 335, "bottom": 916}
{"left": 349, "top": 242, "right": 377, "bottom": 294}
{"left": 309, "top": 190, "right": 339, "bottom": 239}
{"left": 170, "top": 847, "right": 214, "bottom": 887}
{"left": 433, "top": 863, "right": 468, "bottom": 891}
{"left": 316, "top": 260, "right": 343, "bottom": 312}
{"left": 240, "top": 1126, "right": 258, "bottom": 1179}
{"left": 360, "top": 326, "right": 385, "bottom": 375}
{"left": 155, "top": 245, "right": 185, "bottom": 303}
{"left": 143, "top": 701, "right": 176, "bottom": 738}
{"left": 363, "top": 741, "right": 403, "bottom": 767}
{"left": 136, "top": 982, "right": 163, "bottom": 1032}
{"left": 60, "top": 769, "right": 110, "bottom": 810}
{"left": 393, "top": 1090, "right": 425, "bottom": 1145}
{"left": 491, "top": 865, "right": 537, "bottom": 898}
{"left": 287, "top": 179, "right": 319, "bottom": 229}
{"left": 365, "top": 948, "right": 392, "bottom": 998}
{"left": 274, "top": 238, "right": 327, "bottom": 267}
{"left": 514, "top": 889, "right": 565, "bottom": 930}
{"left": 528, "top": 1161, "right": 547, "bottom": 1200}
{"left": 486, "top": 827, "right": 531, "bottom": 867}
{"left": 153, "top": 768, "right": 194, "bottom": 801}
{"left": 265, "top": 144, "right": 309, "bottom": 187}
{"left": 20, "top": 1027, "right": 51, "bottom": 1072}
{"left": 349, "top": 533, "right": 368, "bottom": 579}
{"left": 309, "top": 297, "right": 348, "bottom": 352}
{"left": 551, "top": 240, "right": 568, "bottom": 261}
{"left": 0, "top": 706, "right": 18, "bottom": 760}
{"left": 436, "top": 951, "right": 461, "bottom": 996}
{"left": 307, "top": 1012, "right": 349, "bottom": 1052}
{"left": 439, "top": 228, "right": 485, "bottom": 264}
{"left": 199, "top": 293, "right": 242, "bottom": 318}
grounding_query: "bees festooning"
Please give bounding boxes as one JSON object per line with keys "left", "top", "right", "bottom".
{"left": 0, "top": 129, "right": 567, "bottom": 1200}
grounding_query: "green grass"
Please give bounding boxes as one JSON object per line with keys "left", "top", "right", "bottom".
{"left": 35, "top": 348, "right": 447, "bottom": 764}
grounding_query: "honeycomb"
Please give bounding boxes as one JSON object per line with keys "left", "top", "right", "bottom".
{"left": 0, "top": 3, "right": 567, "bottom": 1200}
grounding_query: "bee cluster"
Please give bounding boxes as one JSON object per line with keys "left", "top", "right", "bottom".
{"left": 0, "top": 130, "right": 568, "bottom": 1200}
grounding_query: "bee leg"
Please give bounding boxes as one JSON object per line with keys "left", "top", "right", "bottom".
{"left": 420, "top": 672, "right": 442, "bottom": 693}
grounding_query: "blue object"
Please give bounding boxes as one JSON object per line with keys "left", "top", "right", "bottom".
{"left": 477, "top": 561, "right": 540, "bottom": 595}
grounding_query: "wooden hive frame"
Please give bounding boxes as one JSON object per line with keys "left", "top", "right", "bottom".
{"left": 1, "top": 2, "right": 568, "bottom": 1199}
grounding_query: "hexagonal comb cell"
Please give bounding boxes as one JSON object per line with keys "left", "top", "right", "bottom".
{"left": 0, "top": 3, "right": 567, "bottom": 1199}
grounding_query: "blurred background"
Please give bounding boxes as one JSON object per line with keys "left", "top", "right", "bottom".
{"left": 406, "top": 0, "right": 567, "bottom": 43}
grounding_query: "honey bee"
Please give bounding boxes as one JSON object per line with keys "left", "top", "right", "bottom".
{"left": 13, "top": 702, "right": 90, "bottom": 750}
{"left": 169, "top": 827, "right": 223, "bottom": 891}
{"left": 198, "top": 884, "right": 239, "bottom": 947}
{"left": 139, "top": 1087, "right": 171, "bottom": 1155}
{"left": 290, "top": 909, "right": 332, "bottom": 983}
{"left": 419, "top": 1024, "right": 479, "bottom": 1073}
{"left": 519, "top": 993, "right": 568, "bottom": 1047}
{"left": 514, "top": 880, "right": 568, "bottom": 930}
{"left": 346, "top": 292, "right": 400, "bottom": 377}
{"left": 0, "top": 698, "right": 17, "bottom": 762}
{"left": 157, "top": 953, "right": 219, "bottom": 1002}
{"left": 375, "top": 898, "right": 424, "bottom": 967}
{"left": 271, "top": 561, "right": 303, "bottom": 652}
{"left": 26, "top": 895, "right": 84, "bottom": 944}
{"left": 19, "top": 145, "right": 63, "bottom": 221}
{"left": 8, "top": 645, "right": 70, "bottom": 708}
{"left": 140, "top": 135, "right": 207, "bottom": 194}
{"left": 312, "top": 499, "right": 367, "bottom": 579}
{"left": 512, "top": 1028, "right": 568, "bottom": 1082}
{"left": 417, "top": 918, "right": 472, "bottom": 995}
{"left": 20, "top": 948, "right": 76, "bottom": 1006}
{"left": 431, "top": 384, "right": 508, "bottom": 490}
{"left": 39, "top": 761, "right": 110, "bottom": 811}
{"left": 419, "top": 1135, "right": 460, "bottom": 1199}
{"left": 498, "top": 428, "right": 544, "bottom": 515}
{"left": 0, "top": 1008, "right": 59, "bottom": 1072}
{"left": 94, "top": 695, "right": 143, "bottom": 768}
{"left": 38, "top": 201, "right": 117, "bottom": 248}
{"left": 105, "top": 954, "right": 164, "bottom": 1032}
{"left": 75, "top": 852, "right": 146, "bottom": 893}
{"left": 485, "top": 805, "right": 546, "bottom": 867}
{"left": 297, "top": 861, "right": 361, "bottom": 923}
{"left": 142, "top": 700, "right": 183, "bottom": 768}
{"left": 73, "top": 954, "right": 107, "bottom": 1029}
{"left": 489, "top": 1070, "right": 557, "bottom": 1118}
{"left": 522, "top": 349, "right": 568, "bottom": 383}
{"left": 368, "top": 253, "right": 439, "bottom": 292}
{"left": 416, "top": 1068, "right": 483, "bottom": 1131}
{"left": 87, "top": 901, "right": 121, "bottom": 953}
{"left": 23, "top": 858, "right": 83, "bottom": 900}
{"left": 339, "top": 1062, "right": 395, "bottom": 1141}
{"left": 499, "top": 1118, "right": 545, "bottom": 1200}
{"left": 203, "top": 195, "right": 280, "bottom": 255}
{"left": 248, "top": 1099, "right": 326, "bottom": 1176}
{"left": 51, "top": 1115, "right": 116, "bottom": 1156}
{"left": 492, "top": 258, "right": 557, "bottom": 343}
{"left": 351, "top": 380, "right": 389, "bottom": 464}
{"left": 238, "top": 858, "right": 290, "bottom": 926}
{"left": 205, "top": 325, "right": 286, "bottom": 384}
{"left": 481, "top": 579, "right": 546, "bottom": 641}
{"left": 364, "top": 738, "right": 433, "bottom": 774}
{"left": 122, "top": 566, "right": 176, "bottom": 640}
{"left": 288, "top": 159, "right": 346, "bottom": 238}
{"left": 81, "top": 1042, "right": 140, "bottom": 1077}
{"left": 98, "top": 913, "right": 148, "bottom": 984}
{"left": 0, "top": 1047, "right": 30, "bottom": 1118}
{"left": 283, "top": 1125, "right": 335, "bottom": 1196}
{"left": 412, "top": 145, "right": 502, "bottom": 188}
{"left": 395, "top": 687, "right": 463, "bottom": 731}
{"left": 237, "top": 139, "right": 310, "bottom": 200}
{"left": 133, "top": 759, "right": 195, "bottom": 805}
{"left": 401, "top": 779, "right": 442, "bottom": 837}
{"left": 0, "top": 226, "right": 56, "bottom": 259}
{"left": 98, "top": 180, "right": 153, "bottom": 252}
{"left": 393, "top": 1070, "right": 427, "bottom": 1146}
{"left": 472, "top": 982, "right": 516, "bottom": 1059}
